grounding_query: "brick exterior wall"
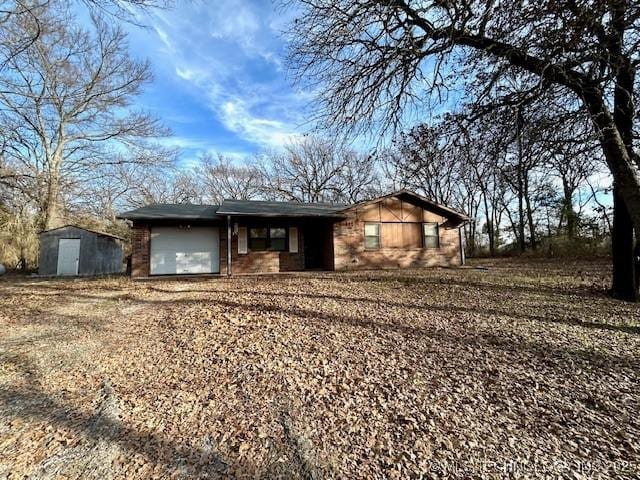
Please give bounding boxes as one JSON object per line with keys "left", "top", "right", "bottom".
{"left": 227, "top": 222, "right": 306, "bottom": 274}
{"left": 130, "top": 220, "right": 308, "bottom": 277}
{"left": 131, "top": 223, "right": 150, "bottom": 277}
{"left": 333, "top": 198, "right": 463, "bottom": 270}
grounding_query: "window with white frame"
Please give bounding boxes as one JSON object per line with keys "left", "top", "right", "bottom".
{"left": 364, "top": 223, "right": 380, "bottom": 249}
{"left": 423, "top": 223, "right": 440, "bottom": 248}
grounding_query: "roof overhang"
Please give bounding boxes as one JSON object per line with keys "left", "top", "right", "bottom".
{"left": 216, "top": 199, "right": 347, "bottom": 218}
{"left": 116, "top": 191, "right": 467, "bottom": 224}
{"left": 117, "top": 204, "right": 222, "bottom": 222}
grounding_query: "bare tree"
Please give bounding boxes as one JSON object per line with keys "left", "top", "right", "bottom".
{"left": 0, "top": 0, "right": 170, "bottom": 70}
{"left": 69, "top": 147, "right": 176, "bottom": 220}
{"left": 0, "top": 1, "right": 48, "bottom": 70}
{"left": 388, "top": 124, "right": 462, "bottom": 205}
{"left": 463, "top": 126, "right": 510, "bottom": 257}
{"left": 336, "top": 149, "right": 381, "bottom": 203}
{"left": 544, "top": 115, "right": 602, "bottom": 239}
{"left": 0, "top": 5, "right": 168, "bottom": 229}
{"left": 194, "top": 153, "right": 262, "bottom": 204}
{"left": 260, "top": 136, "right": 380, "bottom": 203}
{"left": 260, "top": 136, "right": 346, "bottom": 203}
{"left": 286, "top": 0, "right": 640, "bottom": 300}
{"left": 120, "top": 165, "right": 201, "bottom": 207}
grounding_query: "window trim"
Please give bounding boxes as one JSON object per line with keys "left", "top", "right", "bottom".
{"left": 422, "top": 222, "right": 440, "bottom": 249}
{"left": 248, "top": 226, "right": 288, "bottom": 252}
{"left": 364, "top": 222, "right": 381, "bottom": 250}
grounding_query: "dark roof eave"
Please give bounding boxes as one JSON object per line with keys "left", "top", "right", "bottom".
{"left": 116, "top": 215, "right": 223, "bottom": 221}
{"left": 215, "top": 211, "right": 346, "bottom": 218}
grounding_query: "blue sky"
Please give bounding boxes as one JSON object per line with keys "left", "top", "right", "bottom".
{"left": 120, "top": 1, "right": 308, "bottom": 167}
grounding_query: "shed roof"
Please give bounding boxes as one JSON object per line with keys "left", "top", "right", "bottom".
{"left": 39, "top": 225, "right": 126, "bottom": 241}
{"left": 216, "top": 199, "right": 347, "bottom": 217}
{"left": 117, "top": 204, "right": 222, "bottom": 221}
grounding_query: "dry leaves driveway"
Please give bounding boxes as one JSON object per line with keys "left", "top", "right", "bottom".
{"left": 0, "top": 259, "right": 639, "bottom": 479}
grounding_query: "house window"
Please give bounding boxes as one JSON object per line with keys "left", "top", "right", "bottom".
{"left": 423, "top": 223, "right": 440, "bottom": 248}
{"left": 249, "top": 228, "right": 268, "bottom": 251}
{"left": 248, "top": 227, "right": 287, "bottom": 251}
{"left": 269, "top": 227, "right": 286, "bottom": 251}
{"left": 364, "top": 223, "right": 380, "bottom": 249}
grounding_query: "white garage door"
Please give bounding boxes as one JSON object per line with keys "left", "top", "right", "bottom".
{"left": 150, "top": 227, "right": 220, "bottom": 275}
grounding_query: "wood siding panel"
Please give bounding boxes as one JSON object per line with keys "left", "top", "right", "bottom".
{"left": 402, "top": 202, "right": 422, "bottom": 222}
{"left": 378, "top": 223, "right": 423, "bottom": 249}
{"left": 423, "top": 209, "right": 444, "bottom": 223}
{"left": 381, "top": 223, "right": 402, "bottom": 248}
{"left": 380, "top": 197, "right": 403, "bottom": 222}
{"left": 402, "top": 223, "right": 422, "bottom": 248}
{"left": 359, "top": 203, "right": 381, "bottom": 221}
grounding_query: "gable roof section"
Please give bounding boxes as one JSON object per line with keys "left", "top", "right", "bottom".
{"left": 117, "top": 204, "right": 221, "bottom": 221}
{"left": 216, "top": 199, "right": 347, "bottom": 217}
{"left": 342, "top": 190, "right": 470, "bottom": 221}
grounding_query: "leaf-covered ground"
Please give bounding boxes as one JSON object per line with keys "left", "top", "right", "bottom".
{"left": 0, "top": 258, "right": 638, "bottom": 479}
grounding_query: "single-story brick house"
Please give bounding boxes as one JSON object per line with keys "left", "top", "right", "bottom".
{"left": 118, "top": 190, "right": 468, "bottom": 277}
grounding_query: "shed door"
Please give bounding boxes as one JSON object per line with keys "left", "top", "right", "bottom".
{"left": 57, "top": 239, "right": 80, "bottom": 276}
{"left": 150, "top": 227, "right": 219, "bottom": 275}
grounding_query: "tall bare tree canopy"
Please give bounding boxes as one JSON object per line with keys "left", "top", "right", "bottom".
{"left": 0, "top": 0, "right": 170, "bottom": 70}
{"left": 0, "top": 4, "right": 168, "bottom": 229}
{"left": 259, "top": 136, "right": 380, "bottom": 203}
{"left": 195, "top": 153, "right": 263, "bottom": 205}
{"left": 286, "top": 0, "right": 640, "bottom": 300}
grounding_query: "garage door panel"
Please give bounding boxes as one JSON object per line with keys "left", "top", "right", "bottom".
{"left": 150, "top": 227, "right": 219, "bottom": 275}
{"left": 151, "top": 250, "right": 176, "bottom": 275}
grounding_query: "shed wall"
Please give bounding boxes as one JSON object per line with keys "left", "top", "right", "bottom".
{"left": 39, "top": 226, "right": 124, "bottom": 276}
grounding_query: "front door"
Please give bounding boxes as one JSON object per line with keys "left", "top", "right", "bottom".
{"left": 304, "top": 224, "right": 325, "bottom": 269}
{"left": 57, "top": 238, "right": 80, "bottom": 275}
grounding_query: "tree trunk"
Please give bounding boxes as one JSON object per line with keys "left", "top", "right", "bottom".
{"left": 503, "top": 204, "right": 519, "bottom": 250}
{"left": 517, "top": 185, "right": 526, "bottom": 252}
{"left": 466, "top": 218, "right": 476, "bottom": 255}
{"left": 481, "top": 192, "right": 495, "bottom": 256}
{"left": 609, "top": 51, "right": 639, "bottom": 301}
{"left": 43, "top": 175, "right": 63, "bottom": 230}
{"left": 562, "top": 179, "right": 577, "bottom": 239}
{"left": 42, "top": 141, "right": 66, "bottom": 230}
{"left": 611, "top": 186, "right": 638, "bottom": 301}
{"left": 582, "top": 88, "right": 640, "bottom": 301}
{"left": 515, "top": 107, "right": 526, "bottom": 252}
{"left": 523, "top": 176, "right": 536, "bottom": 248}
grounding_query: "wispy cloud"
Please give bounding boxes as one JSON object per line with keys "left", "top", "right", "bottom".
{"left": 219, "top": 99, "right": 301, "bottom": 148}
{"left": 122, "top": 1, "right": 307, "bottom": 156}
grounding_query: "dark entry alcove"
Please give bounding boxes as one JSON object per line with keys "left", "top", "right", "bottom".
{"left": 303, "top": 221, "right": 334, "bottom": 270}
